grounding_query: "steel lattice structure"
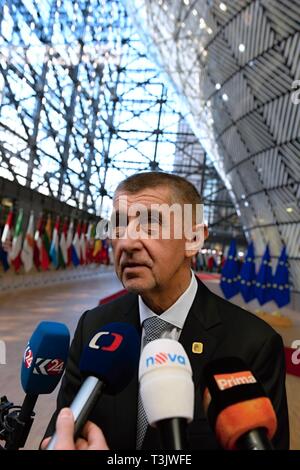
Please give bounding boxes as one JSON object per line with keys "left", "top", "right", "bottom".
{"left": 127, "top": 0, "right": 300, "bottom": 291}
{"left": 0, "top": 0, "right": 240, "bottom": 241}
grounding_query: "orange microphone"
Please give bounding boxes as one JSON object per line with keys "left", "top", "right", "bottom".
{"left": 202, "top": 357, "right": 277, "bottom": 450}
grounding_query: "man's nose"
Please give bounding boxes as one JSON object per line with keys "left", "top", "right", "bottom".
{"left": 117, "top": 220, "right": 144, "bottom": 251}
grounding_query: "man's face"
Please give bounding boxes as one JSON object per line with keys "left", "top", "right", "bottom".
{"left": 111, "top": 186, "right": 193, "bottom": 296}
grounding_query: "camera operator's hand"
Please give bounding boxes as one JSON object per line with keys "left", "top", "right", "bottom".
{"left": 41, "top": 408, "right": 109, "bottom": 450}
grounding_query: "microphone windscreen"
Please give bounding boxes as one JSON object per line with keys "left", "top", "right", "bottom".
{"left": 139, "top": 338, "right": 194, "bottom": 425}
{"left": 79, "top": 322, "right": 140, "bottom": 394}
{"left": 21, "top": 321, "right": 70, "bottom": 394}
{"left": 203, "top": 357, "right": 277, "bottom": 450}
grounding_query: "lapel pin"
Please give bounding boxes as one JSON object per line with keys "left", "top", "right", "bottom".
{"left": 192, "top": 342, "right": 203, "bottom": 354}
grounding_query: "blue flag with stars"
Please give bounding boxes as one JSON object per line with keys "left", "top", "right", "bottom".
{"left": 239, "top": 241, "right": 256, "bottom": 303}
{"left": 220, "top": 239, "right": 240, "bottom": 299}
{"left": 255, "top": 244, "right": 273, "bottom": 305}
{"left": 273, "top": 246, "right": 290, "bottom": 308}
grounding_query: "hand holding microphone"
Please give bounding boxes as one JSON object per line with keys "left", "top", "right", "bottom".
{"left": 138, "top": 338, "right": 194, "bottom": 450}
{"left": 203, "top": 357, "right": 277, "bottom": 450}
{"left": 46, "top": 322, "right": 140, "bottom": 450}
{"left": 41, "top": 408, "right": 109, "bottom": 450}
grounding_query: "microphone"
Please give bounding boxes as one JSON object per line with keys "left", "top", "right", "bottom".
{"left": 2, "top": 321, "right": 70, "bottom": 450}
{"left": 138, "top": 338, "right": 194, "bottom": 450}
{"left": 46, "top": 322, "right": 140, "bottom": 450}
{"left": 202, "top": 357, "right": 277, "bottom": 450}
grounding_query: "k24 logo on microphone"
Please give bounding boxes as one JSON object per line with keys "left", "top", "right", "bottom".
{"left": 291, "top": 340, "right": 300, "bottom": 365}
{"left": 89, "top": 332, "right": 123, "bottom": 352}
{"left": 24, "top": 345, "right": 33, "bottom": 368}
{"left": 33, "top": 358, "right": 65, "bottom": 375}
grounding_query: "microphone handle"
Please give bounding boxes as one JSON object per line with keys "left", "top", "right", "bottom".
{"left": 46, "top": 376, "right": 105, "bottom": 450}
{"left": 157, "top": 418, "right": 188, "bottom": 450}
{"left": 237, "top": 427, "right": 274, "bottom": 450}
{"left": 5, "top": 394, "right": 38, "bottom": 450}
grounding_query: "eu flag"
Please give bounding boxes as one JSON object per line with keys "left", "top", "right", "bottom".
{"left": 220, "top": 239, "right": 240, "bottom": 299}
{"left": 239, "top": 241, "right": 256, "bottom": 303}
{"left": 273, "top": 246, "right": 290, "bottom": 308}
{"left": 255, "top": 245, "right": 273, "bottom": 305}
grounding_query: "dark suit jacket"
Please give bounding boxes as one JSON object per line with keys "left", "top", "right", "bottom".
{"left": 44, "top": 278, "right": 289, "bottom": 449}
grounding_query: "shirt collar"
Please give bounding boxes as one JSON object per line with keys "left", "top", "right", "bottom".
{"left": 138, "top": 271, "right": 198, "bottom": 330}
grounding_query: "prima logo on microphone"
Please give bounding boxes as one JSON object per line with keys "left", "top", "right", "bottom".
{"left": 214, "top": 371, "right": 257, "bottom": 390}
{"left": 146, "top": 352, "right": 186, "bottom": 368}
{"left": 89, "top": 331, "right": 123, "bottom": 352}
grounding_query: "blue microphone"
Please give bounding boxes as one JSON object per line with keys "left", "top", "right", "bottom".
{"left": 4, "top": 321, "right": 70, "bottom": 450}
{"left": 46, "top": 322, "right": 140, "bottom": 450}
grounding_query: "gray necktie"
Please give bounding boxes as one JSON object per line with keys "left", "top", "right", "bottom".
{"left": 136, "top": 316, "right": 171, "bottom": 450}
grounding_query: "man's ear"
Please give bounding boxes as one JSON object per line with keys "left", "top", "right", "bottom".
{"left": 185, "top": 224, "right": 209, "bottom": 257}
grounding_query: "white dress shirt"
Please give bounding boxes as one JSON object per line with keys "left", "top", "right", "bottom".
{"left": 138, "top": 272, "right": 198, "bottom": 345}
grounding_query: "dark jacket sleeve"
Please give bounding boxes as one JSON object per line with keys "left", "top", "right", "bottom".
{"left": 42, "top": 311, "right": 87, "bottom": 441}
{"left": 250, "top": 332, "right": 289, "bottom": 449}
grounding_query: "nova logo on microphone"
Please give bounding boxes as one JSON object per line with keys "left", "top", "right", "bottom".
{"left": 146, "top": 352, "right": 186, "bottom": 368}
{"left": 215, "top": 371, "right": 257, "bottom": 390}
{"left": 89, "top": 331, "right": 123, "bottom": 351}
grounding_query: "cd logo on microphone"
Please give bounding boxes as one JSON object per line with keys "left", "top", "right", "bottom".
{"left": 89, "top": 331, "right": 123, "bottom": 352}
{"left": 24, "top": 345, "right": 33, "bottom": 369}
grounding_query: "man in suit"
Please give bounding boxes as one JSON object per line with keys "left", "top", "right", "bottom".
{"left": 43, "top": 172, "right": 289, "bottom": 450}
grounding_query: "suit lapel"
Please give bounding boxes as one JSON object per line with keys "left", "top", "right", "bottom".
{"left": 112, "top": 295, "right": 141, "bottom": 449}
{"left": 179, "top": 279, "right": 223, "bottom": 391}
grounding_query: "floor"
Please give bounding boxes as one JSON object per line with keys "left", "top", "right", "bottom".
{"left": 0, "top": 267, "right": 298, "bottom": 450}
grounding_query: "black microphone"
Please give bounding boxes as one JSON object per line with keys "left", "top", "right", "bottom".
{"left": 138, "top": 338, "right": 194, "bottom": 450}
{"left": 202, "top": 357, "right": 277, "bottom": 450}
{"left": 46, "top": 322, "right": 140, "bottom": 450}
{"left": 0, "top": 321, "right": 70, "bottom": 450}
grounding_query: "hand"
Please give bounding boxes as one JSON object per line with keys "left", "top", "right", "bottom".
{"left": 41, "top": 408, "right": 109, "bottom": 450}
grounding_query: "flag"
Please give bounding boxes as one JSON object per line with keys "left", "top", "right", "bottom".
{"left": 10, "top": 208, "right": 24, "bottom": 272}
{"left": 0, "top": 210, "right": 13, "bottom": 270}
{"left": 50, "top": 216, "right": 60, "bottom": 269}
{"left": 34, "top": 214, "right": 50, "bottom": 271}
{"left": 220, "top": 239, "right": 240, "bottom": 299}
{"left": 44, "top": 214, "right": 52, "bottom": 256}
{"left": 93, "top": 239, "right": 102, "bottom": 264}
{"left": 255, "top": 244, "right": 273, "bottom": 305}
{"left": 86, "top": 222, "right": 94, "bottom": 263}
{"left": 21, "top": 211, "right": 34, "bottom": 272}
{"left": 0, "top": 241, "right": 9, "bottom": 271}
{"left": 71, "top": 222, "right": 81, "bottom": 266}
{"left": 66, "top": 219, "right": 74, "bottom": 265}
{"left": 80, "top": 222, "right": 87, "bottom": 265}
{"left": 239, "top": 241, "right": 256, "bottom": 303}
{"left": 59, "top": 219, "right": 68, "bottom": 267}
{"left": 273, "top": 246, "right": 290, "bottom": 308}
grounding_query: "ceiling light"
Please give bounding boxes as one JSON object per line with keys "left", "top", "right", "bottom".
{"left": 183, "top": 0, "right": 190, "bottom": 5}
{"left": 199, "top": 18, "right": 206, "bottom": 29}
{"left": 286, "top": 207, "right": 294, "bottom": 213}
{"left": 219, "top": 2, "right": 227, "bottom": 11}
{"left": 202, "top": 50, "right": 207, "bottom": 57}
{"left": 239, "top": 43, "right": 245, "bottom": 52}
{"left": 207, "top": 27, "right": 213, "bottom": 34}
{"left": 192, "top": 9, "right": 198, "bottom": 15}
{"left": 215, "top": 83, "right": 221, "bottom": 90}
{"left": 222, "top": 93, "right": 228, "bottom": 101}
